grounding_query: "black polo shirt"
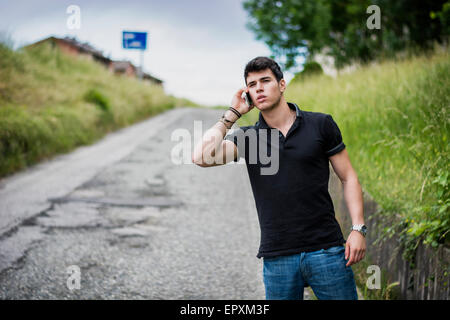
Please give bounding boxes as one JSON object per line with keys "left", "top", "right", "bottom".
{"left": 224, "top": 102, "right": 346, "bottom": 258}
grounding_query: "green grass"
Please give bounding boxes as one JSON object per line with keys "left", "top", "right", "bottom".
{"left": 237, "top": 48, "right": 449, "bottom": 290}
{"left": 0, "top": 41, "right": 195, "bottom": 178}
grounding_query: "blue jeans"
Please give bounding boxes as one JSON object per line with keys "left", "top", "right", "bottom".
{"left": 263, "top": 245, "right": 358, "bottom": 300}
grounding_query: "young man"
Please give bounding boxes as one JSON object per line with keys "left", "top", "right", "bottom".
{"left": 191, "top": 56, "right": 366, "bottom": 300}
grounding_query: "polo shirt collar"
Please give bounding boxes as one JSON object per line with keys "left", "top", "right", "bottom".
{"left": 256, "top": 102, "right": 302, "bottom": 129}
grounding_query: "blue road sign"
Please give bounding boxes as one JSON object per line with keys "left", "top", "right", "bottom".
{"left": 122, "top": 31, "right": 147, "bottom": 50}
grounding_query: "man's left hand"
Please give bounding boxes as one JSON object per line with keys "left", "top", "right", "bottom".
{"left": 345, "top": 231, "right": 366, "bottom": 267}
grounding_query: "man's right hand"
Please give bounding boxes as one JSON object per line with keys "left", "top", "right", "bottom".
{"left": 231, "top": 87, "right": 254, "bottom": 115}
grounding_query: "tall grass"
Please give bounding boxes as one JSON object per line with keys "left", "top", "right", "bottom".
{"left": 238, "top": 49, "right": 449, "bottom": 259}
{"left": 0, "top": 41, "right": 179, "bottom": 178}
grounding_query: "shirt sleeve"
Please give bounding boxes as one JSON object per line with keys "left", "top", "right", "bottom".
{"left": 321, "top": 114, "right": 346, "bottom": 157}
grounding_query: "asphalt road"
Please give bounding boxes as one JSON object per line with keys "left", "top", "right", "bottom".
{"left": 0, "top": 107, "right": 275, "bottom": 299}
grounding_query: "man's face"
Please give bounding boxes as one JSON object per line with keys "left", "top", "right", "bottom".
{"left": 246, "top": 69, "right": 285, "bottom": 110}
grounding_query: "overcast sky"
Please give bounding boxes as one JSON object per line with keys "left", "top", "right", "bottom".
{"left": 0, "top": 0, "right": 297, "bottom": 106}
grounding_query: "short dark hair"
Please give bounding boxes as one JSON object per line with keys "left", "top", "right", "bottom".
{"left": 244, "top": 56, "right": 283, "bottom": 84}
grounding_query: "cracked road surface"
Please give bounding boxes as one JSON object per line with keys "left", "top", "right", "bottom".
{"left": 0, "top": 107, "right": 271, "bottom": 299}
{"left": 0, "top": 107, "right": 315, "bottom": 300}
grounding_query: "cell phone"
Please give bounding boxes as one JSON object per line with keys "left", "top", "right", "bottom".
{"left": 244, "top": 92, "right": 253, "bottom": 107}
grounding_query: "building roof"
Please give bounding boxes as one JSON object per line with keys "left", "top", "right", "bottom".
{"left": 25, "top": 36, "right": 163, "bottom": 83}
{"left": 111, "top": 60, "right": 136, "bottom": 72}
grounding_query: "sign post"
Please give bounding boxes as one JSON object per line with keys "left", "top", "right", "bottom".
{"left": 122, "top": 31, "right": 147, "bottom": 80}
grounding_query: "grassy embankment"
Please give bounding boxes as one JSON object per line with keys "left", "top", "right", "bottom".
{"left": 237, "top": 49, "right": 449, "bottom": 299}
{"left": 0, "top": 42, "right": 199, "bottom": 178}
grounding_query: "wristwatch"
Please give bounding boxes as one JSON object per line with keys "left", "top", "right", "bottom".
{"left": 350, "top": 224, "right": 367, "bottom": 237}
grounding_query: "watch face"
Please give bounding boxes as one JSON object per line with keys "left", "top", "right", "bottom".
{"left": 352, "top": 225, "right": 367, "bottom": 236}
{"left": 361, "top": 225, "right": 367, "bottom": 236}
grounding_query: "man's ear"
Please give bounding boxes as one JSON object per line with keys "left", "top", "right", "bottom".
{"left": 279, "top": 79, "right": 286, "bottom": 93}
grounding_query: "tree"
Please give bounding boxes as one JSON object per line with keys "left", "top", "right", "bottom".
{"left": 243, "top": 0, "right": 449, "bottom": 70}
{"left": 243, "top": 0, "right": 331, "bottom": 69}
{"left": 290, "top": 61, "right": 324, "bottom": 83}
